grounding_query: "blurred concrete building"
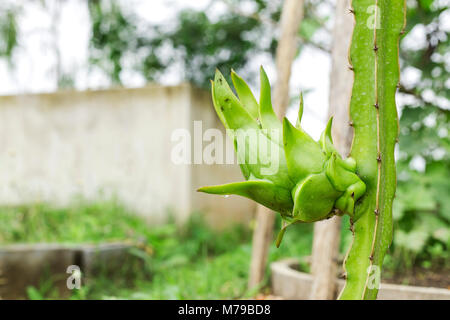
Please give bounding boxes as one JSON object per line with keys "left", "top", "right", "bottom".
{"left": 0, "top": 84, "right": 255, "bottom": 227}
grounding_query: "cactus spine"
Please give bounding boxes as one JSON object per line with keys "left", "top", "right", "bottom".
{"left": 338, "top": 0, "right": 406, "bottom": 300}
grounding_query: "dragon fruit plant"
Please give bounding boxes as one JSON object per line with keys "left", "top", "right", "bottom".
{"left": 199, "top": 0, "right": 406, "bottom": 300}
{"left": 198, "top": 68, "right": 366, "bottom": 247}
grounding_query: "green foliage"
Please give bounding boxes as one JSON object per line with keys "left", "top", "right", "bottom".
{"left": 298, "top": 0, "right": 329, "bottom": 45}
{"left": 400, "top": 0, "right": 449, "bottom": 101}
{"left": 392, "top": 0, "right": 449, "bottom": 270}
{"left": 85, "top": 0, "right": 333, "bottom": 89}
{"left": 392, "top": 108, "right": 449, "bottom": 267}
{"left": 4, "top": 201, "right": 445, "bottom": 299}
{"left": 0, "top": 201, "right": 155, "bottom": 244}
{"left": 0, "top": 0, "right": 330, "bottom": 89}
{"left": 88, "top": 0, "right": 141, "bottom": 84}
{"left": 0, "top": 4, "right": 18, "bottom": 62}
{"left": 1, "top": 202, "right": 313, "bottom": 299}
{"left": 199, "top": 68, "right": 366, "bottom": 246}
{"left": 153, "top": 10, "right": 261, "bottom": 88}
{"left": 87, "top": 0, "right": 278, "bottom": 88}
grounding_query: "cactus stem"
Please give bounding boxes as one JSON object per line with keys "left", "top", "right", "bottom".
{"left": 340, "top": 0, "right": 405, "bottom": 300}
{"left": 364, "top": 0, "right": 382, "bottom": 298}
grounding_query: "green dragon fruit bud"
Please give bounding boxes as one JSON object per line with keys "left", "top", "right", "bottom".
{"left": 198, "top": 67, "right": 366, "bottom": 246}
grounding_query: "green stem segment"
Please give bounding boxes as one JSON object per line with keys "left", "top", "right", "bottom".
{"left": 338, "top": 0, "right": 406, "bottom": 300}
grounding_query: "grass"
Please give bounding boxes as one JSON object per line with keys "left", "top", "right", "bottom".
{"left": 0, "top": 201, "right": 314, "bottom": 299}
{"left": 0, "top": 201, "right": 153, "bottom": 244}
{"left": 2, "top": 201, "right": 445, "bottom": 299}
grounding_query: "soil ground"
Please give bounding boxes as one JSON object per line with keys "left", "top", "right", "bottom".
{"left": 383, "top": 267, "right": 450, "bottom": 289}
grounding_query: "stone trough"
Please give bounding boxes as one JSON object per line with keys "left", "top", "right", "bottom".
{"left": 271, "top": 258, "right": 450, "bottom": 300}
{"left": 0, "top": 242, "right": 141, "bottom": 299}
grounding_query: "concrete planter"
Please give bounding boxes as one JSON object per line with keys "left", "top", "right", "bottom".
{"left": 0, "top": 242, "right": 141, "bottom": 299}
{"left": 271, "top": 258, "right": 450, "bottom": 300}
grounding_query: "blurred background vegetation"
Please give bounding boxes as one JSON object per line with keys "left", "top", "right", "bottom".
{"left": 0, "top": 0, "right": 448, "bottom": 299}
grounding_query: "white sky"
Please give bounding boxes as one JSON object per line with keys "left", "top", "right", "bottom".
{"left": 0, "top": 0, "right": 335, "bottom": 139}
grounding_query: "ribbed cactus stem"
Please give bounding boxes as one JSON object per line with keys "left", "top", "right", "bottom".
{"left": 338, "top": 0, "right": 406, "bottom": 300}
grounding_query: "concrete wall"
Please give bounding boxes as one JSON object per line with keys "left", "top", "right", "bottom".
{"left": 0, "top": 84, "right": 255, "bottom": 227}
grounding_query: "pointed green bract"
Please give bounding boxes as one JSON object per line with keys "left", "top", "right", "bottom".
{"left": 211, "top": 80, "right": 229, "bottom": 129}
{"left": 200, "top": 68, "right": 367, "bottom": 247}
{"left": 275, "top": 219, "right": 300, "bottom": 248}
{"left": 213, "top": 70, "right": 258, "bottom": 131}
{"left": 259, "top": 67, "right": 283, "bottom": 145}
{"left": 231, "top": 70, "right": 259, "bottom": 120}
{"left": 283, "top": 117, "right": 325, "bottom": 182}
{"left": 320, "top": 117, "right": 338, "bottom": 156}
{"left": 234, "top": 128, "right": 292, "bottom": 188}
{"left": 296, "top": 93, "right": 304, "bottom": 129}
{"left": 198, "top": 179, "right": 293, "bottom": 215}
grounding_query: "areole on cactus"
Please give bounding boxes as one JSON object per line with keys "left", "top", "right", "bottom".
{"left": 198, "top": 68, "right": 366, "bottom": 247}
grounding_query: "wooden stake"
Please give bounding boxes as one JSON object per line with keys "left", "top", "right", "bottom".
{"left": 309, "top": 0, "right": 354, "bottom": 300}
{"left": 248, "top": 0, "right": 304, "bottom": 290}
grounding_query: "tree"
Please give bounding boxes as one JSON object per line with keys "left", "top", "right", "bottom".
{"left": 390, "top": 0, "right": 449, "bottom": 270}
{"left": 0, "top": 2, "right": 18, "bottom": 63}
{"left": 88, "top": 0, "right": 280, "bottom": 88}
